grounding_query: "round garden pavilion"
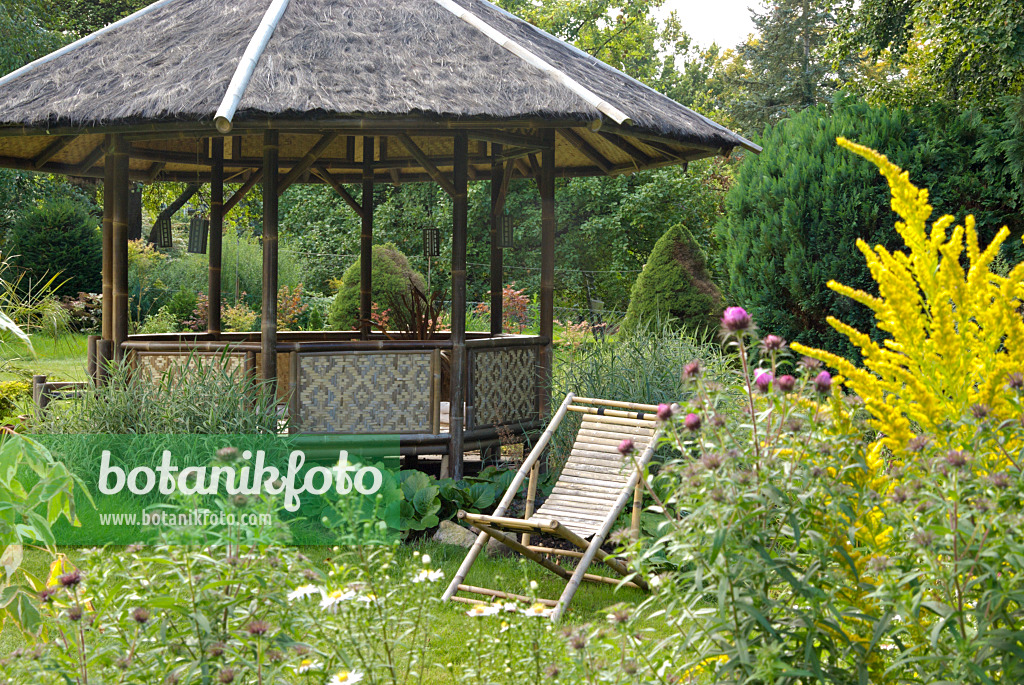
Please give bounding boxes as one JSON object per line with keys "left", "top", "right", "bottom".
{"left": 0, "top": 0, "right": 758, "bottom": 478}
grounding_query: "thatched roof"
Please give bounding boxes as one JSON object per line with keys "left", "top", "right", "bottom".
{"left": 0, "top": 0, "right": 758, "bottom": 184}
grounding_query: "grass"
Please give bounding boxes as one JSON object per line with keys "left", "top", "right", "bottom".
{"left": 0, "top": 539, "right": 651, "bottom": 682}
{"left": 0, "top": 332, "right": 90, "bottom": 382}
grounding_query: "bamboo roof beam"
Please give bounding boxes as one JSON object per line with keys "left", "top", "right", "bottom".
{"left": 75, "top": 142, "right": 109, "bottom": 175}
{"left": 277, "top": 132, "right": 340, "bottom": 195}
{"left": 597, "top": 131, "right": 651, "bottom": 166}
{"left": 395, "top": 133, "right": 457, "bottom": 197}
{"left": 312, "top": 165, "right": 366, "bottom": 220}
{"left": 469, "top": 130, "right": 549, "bottom": 149}
{"left": 214, "top": 0, "right": 291, "bottom": 134}
{"left": 222, "top": 170, "right": 262, "bottom": 216}
{"left": 433, "top": 0, "right": 630, "bottom": 126}
{"left": 33, "top": 135, "right": 76, "bottom": 168}
{"left": 145, "top": 162, "right": 165, "bottom": 182}
{"left": 557, "top": 129, "right": 611, "bottom": 174}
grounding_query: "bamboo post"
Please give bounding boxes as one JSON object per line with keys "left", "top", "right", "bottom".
{"left": 208, "top": 137, "right": 224, "bottom": 337}
{"left": 442, "top": 392, "right": 574, "bottom": 603}
{"left": 101, "top": 135, "right": 113, "bottom": 343}
{"left": 261, "top": 131, "right": 279, "bottom": 385}
{"left": 551, "top": 424, "right": 664, "bottom": 622}
{"left": 489, "top": 143, "right": 504, "bottom": 336}
{"left": 522, "top": 460, "right": 539, "bottom": 547}
{"left": 359, "top": 137, "right": 374, "bottom": 340}
{"left": 538, "top": 130, "right": 555, "bottom": 417}
{"left": 96, "top": 340, "right": 113, "bottom": 385}
{"left": 631, "top": 480, "right": 643, "bottom": 541}
{"left": 110, "top": 136, "right": 130, "bottom": 362}
{"left": 86, "top": 335, "right": 98, "bottom": 384}
{"left": 446, "top": 131, "right": 469, "bottom": 481}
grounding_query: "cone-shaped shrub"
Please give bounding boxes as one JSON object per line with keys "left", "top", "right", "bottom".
{"left": 620, "top": 224, "right": 721, "bottom": 334}
{"left": 328, "top": 244, "right": 425, "bottom": 330}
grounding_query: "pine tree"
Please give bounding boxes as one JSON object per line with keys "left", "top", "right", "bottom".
{"left": 732, "top": 0, "right": 855, "bottom": 134}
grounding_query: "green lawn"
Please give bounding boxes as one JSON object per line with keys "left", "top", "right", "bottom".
{"left": 1, "top": 540, "right": 651, "bottom": 683}
{"left": 0, "top": 333, "right": 90, "bottom": 382}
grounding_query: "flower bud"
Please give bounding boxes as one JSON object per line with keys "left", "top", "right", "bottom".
{"left": 617, "top": 439, "right": 635, "bottom": 456}
{"left": 682, "top": 360, "right": 701, "bottom": 379}
{"left": 813, "top": 371, "right": 832, "bottom": 395}
{"left": 683, "top": 413, "right": 701, "bottom": 432}
{"left": 720, "top": 306, "right": 752, "bottom": 332}
{"left": 775, "top": 374, "right": 796, "bottom": 393}
{"left": 761, "top": 334, "right": 785, "bottom": 351}
{"left": 754, "top": 371, "right": 773, "bottom": 393}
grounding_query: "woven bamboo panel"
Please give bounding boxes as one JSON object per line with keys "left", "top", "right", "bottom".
{"left": 471, "top": 347, "right": 538, "bottom": 428}
{"left": 296, "top": 351, "right": 433, "bottom": 433}
{"left": 134, "top": 352, "right": 246, "bottom": 383}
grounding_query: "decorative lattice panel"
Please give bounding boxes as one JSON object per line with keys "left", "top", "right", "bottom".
{"left": 134, "top": 352, "right": 246, "bottom": 384}
{"left": 296, "top": 352, "right": 433, "bottom": 433}
{"left": 471, "top": 347, "right": 538, "bottom": 427}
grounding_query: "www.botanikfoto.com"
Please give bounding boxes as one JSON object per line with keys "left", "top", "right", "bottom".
{"left": 99, "top": 509, "right": 274, "bottom": 528}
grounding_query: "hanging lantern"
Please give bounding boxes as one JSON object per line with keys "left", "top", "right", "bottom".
{"left": 187, "top": 214, "right": 210, "bottom": 254}
{"left": 422, "top": 228, "right": 441, "bottom": 257}
{"left": 154, "top": 216, "right": 173, "bottom": 248}
{"left": 498, "top": 214, "right": 514, "bottom": 249}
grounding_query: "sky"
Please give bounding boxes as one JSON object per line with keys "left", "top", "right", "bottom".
{"left": 657, "top": 0, "right": 760, "bottom": 50}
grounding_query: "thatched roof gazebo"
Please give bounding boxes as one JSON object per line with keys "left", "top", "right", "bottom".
{"left": 0, "top": 0, "right": 758, "bottom": 478}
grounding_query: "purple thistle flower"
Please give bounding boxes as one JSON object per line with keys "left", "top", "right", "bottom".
{"left": 617, "top": 439, "right": 635, "bottom": 456}
{"left": 58, "top": 570, "right": 82, "bottom": 588}
{"left": 656, "top": 403, "right": 674, "bottom": 421}
{"left": 754, "top": 371, "right": 773, "bottom": 393}
{"left": 775, "top": 374, "right": 796, "bottom": 393}
{"left": 761, "top": 334, "right": 785, "bottom": 351}
{"left": 683, "top": 360, "right": 701, "bottom": 379}
{"left": 683, "top": 413, "right": 702, "bottom": 431}
{"left": 721, "top": 306, "right": 752, "bottom": 333}
{"left": 813, "top": 371, "right": 832, "bottom": 395}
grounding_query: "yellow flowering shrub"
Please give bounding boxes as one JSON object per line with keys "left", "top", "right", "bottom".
{"left": 792, "top": 137, "right": 1024, "bottom": 459}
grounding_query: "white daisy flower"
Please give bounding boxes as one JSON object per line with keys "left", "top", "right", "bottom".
{"left": 319, "top": 589, "right": 356, "bottom": 611}
{"left": 521, "top": 602, "right": 554, "bottom": 618}
{"left": 411, "top": 569, "right": 444, "bottom": 584}
{"left": 296, "top": 658, "right": 322, "bottom": 673}
{"left": 501, "top": 601, "right": 519, "bottom": 613}
{"left": 327, "top": 669, "right": 364, "bottom": 684}
{"left": 421, "top": 554, "right": 431, "bottom": 565}
{"left": 355, "top": 593, "right": 380, "bottom": 606}
{"left": 465, "top": 604, "right": 501, "bottom": 617}
{"left": 287, "top": 584, "right": 322, "bottom": 602}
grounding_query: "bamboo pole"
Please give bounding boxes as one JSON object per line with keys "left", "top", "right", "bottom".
{"left": 101, "top": 135, "right": 113, "bottom": 343}
{"left": 223, "top": 171, "right": 262, "bottom": 216}
{"left": 442, "top": 393, "right": 574, "bottom": 602}
{"left": 471, "top": 522, "right": 572, "bottom": 581}
{"left": 395, "top": 133, "right": 457, "bottom": 197}
{"left": 110, "top": 136, "right": 130, "bottom": 361}
{"left": 522, "top": 459, "right": 539, "bottom": 547}
{"left": 261, "top": 131, "right": 279, "bottom": 385}
{"left": 209, "top": 137, "right": 224, "bottom": 337}
{"left": 572, "top": 397, "right": 663, "bottom": 412}
{"left": 631, "top": 480, "right": 643, "bottom": 542}
{"left": 214, "top": 0, "right": 291, "bottom": 133}
{"left": 33, "top": 135, "right": 76, "bottom": 168}
{"left": 538, "top": 130, "right": 556, "bottom": 418}
{"left": 312, "top": 165, "right": 365, "bottom": 218}
{"left": 489, "top": 143, "right": 504, "bottom": 337}
{"left": 454, "top": 587, "right": 557, "bottom": 607}
{"left": 359, "top": 137, "right": 374, "bottom": 340}
{"left": 447, "top": 131, "right": 469, "bottom": 480}
{"left": 278, "top": 132, "right": 340, "bottom": 195}
{"left": 558, "top": 129, "right": 612, "bottom": 174}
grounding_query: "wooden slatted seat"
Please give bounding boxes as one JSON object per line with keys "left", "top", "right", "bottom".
{"left": 442, "top": 393, "right": 667, "bottom": 621}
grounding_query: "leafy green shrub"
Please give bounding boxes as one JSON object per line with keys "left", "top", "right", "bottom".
{"left": 384, "top": 470, "right": 441, "bottom": 533}
{"left": 328, "top": 244, "right": 426, "bottom": 330}
{"left": 222, "top": 299, "right": 258, "bottom": 332}
{"left": 720, "top": 95, "right": 1024, "bottom": 359}
{"left": 163, "top": 288, "right": 197, "bottom": 326}
{"left": 8, "top": 200, "right": 101, "bottom": 297}
{"left": 135, "top": 305, "right": 178, "bottom": 334}
{"left": 0, "top": 380, "right": 31, "bottom": 420}
{"left": 620, "top": 223, "right": 721, "bottom": 335}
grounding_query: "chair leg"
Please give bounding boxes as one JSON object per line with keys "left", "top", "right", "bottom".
{"left": 553, "top": 531, "right": 612, "bottom": 621}
{"left": 442, "top": 530, "right": 489, "bottom": 602}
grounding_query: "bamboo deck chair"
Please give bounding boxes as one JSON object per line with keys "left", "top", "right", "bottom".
{"left": 442, "top": 393, "right": 665, "bottom": 621}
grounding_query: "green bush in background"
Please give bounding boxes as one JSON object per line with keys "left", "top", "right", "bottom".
{"left": 328, "top": 244, "right": 426, "bottom": 330}
{"left": 8, "top": 200, "right": 101, "bottom": 297}
{"left": 619, "top": 223, "right": 722, "bottom": 335}
{"left": 719, "top": 95, "right": 1024, "bottom": 359}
